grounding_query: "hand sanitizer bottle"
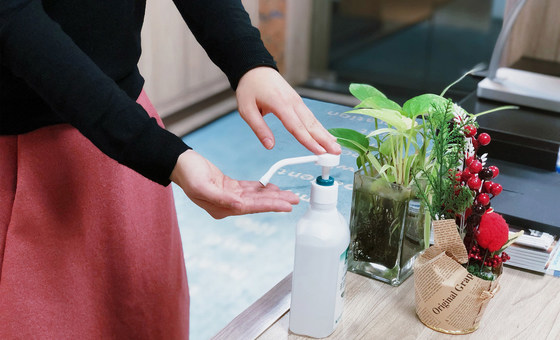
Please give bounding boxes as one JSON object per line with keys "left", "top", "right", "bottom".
{"left": 260, "top": 154, "right": 350, "bottom": 338}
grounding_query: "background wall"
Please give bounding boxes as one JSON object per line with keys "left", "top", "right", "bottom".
{"left": 503, "top": 0, "right": 560, "bottom": 66}
{"left": 138, "top": 0, "right": 260, "bottom": 118}
{"left": 138, "top": 0, "right": 312, "bottom": 118}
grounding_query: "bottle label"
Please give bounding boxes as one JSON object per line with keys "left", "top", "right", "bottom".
{"left": 334, "top": 246, "right": 348, "bottom": 326}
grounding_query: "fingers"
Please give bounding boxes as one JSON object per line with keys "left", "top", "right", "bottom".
{"left": 191, "top": 179, "right": 299, "bottom": 219}
{"left": 239, "top": 181, "right": 300, "bottom": 205}
{"left": 236, "top": 68, "right": 340, "bottom": 155}
{"left": 293, "top": 100, "right": 341, "bottom": 155}
{"left": 229, "top": 181, "right": 299, "bottom": 215}
{"left": 274, "top": 103, "right": 340, "bottom": 155}
{"left": 238, "top": 97, "right": 275, "bottom": 150}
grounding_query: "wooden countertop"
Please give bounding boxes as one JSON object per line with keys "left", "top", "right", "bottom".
{"left": 213, "top": 269, "right": 560, "bottom": 339}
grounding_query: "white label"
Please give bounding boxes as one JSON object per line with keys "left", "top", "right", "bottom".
{"left": 334, "top": 246, "right": 348, "bottom": 326}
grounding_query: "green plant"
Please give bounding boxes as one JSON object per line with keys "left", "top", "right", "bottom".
{"left": 330, "top": 71, "right": 516, "bottom": 249}
{"left": 329, "top": 84, "right": 443, "bottom": 188}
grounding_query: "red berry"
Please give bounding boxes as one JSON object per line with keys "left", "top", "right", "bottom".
{"left": 461, "top": 168, "right": 473, "bottom": 182}
{"left": 476, "top": 193, "right": 490, "bottom": 206}
{"left": 483, "top": 181, "right": 494, "bottom": 193}
{"left": 478, "top": 133, "right": 491, "bottom": 146}
{"left": 471, "top": 137, "right": 479, "bottom": 150}
{"left": 469, "top": 160, "right": 483, "bottom": 174}
{"left": 465, "top": 156, "right": 475, "bottom": 167}
{"left": 465, "top": 125, "right": 477, "bottom": 137}
{"left": 491, "top": 183, "right": 503, "bottom": 196}
{"left": 489, "top": 165, "right": 499, "bottom": 178}
{"left": 449, "top": 169, "right": 461, "bottom": 182}
{"left": 468, "top": 176, "right": 482, "bottom": 190}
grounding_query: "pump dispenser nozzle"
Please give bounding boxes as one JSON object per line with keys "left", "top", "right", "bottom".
{"left": 259, "top": 154, "right": 340, "bottom": 186}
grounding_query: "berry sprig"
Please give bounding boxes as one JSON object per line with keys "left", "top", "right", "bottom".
{"left": 455, "top": 125, "right": 503, "bottom": 225}
{"left": 451, "top": 115, "right": 514, "bottom": 280}
{"left": 468, "top": 245, "right": 510, "bottom": 269}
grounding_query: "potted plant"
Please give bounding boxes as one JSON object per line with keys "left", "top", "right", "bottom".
{"left": 329, "top": 83, "right": 437, "bottom": 286}
{"left": 329, "top": 71, "right": 513, "bottom": 286}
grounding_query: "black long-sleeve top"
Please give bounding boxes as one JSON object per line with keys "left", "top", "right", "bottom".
{"left": 0, "top": 0, "right": 276, "bottom": 185}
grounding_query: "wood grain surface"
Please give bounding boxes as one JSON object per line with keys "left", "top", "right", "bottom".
{"left": 249, "top": 269, "right": 560, "bottom": 339}
{"left": 504, "top": 0, "right": 560, "bottom": 66}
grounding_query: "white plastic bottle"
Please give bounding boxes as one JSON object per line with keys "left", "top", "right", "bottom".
{"left": 259, "top": 154, "right": 350, "bottom": 338}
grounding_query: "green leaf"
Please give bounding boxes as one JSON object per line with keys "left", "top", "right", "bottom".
{"left": 357, "top": 96, "right": 402, "bottom": 112}
{"left": 402, "top": 94, "right": 447, "bottom": 118}
{"left": 366, "top": 127, "right": 399, "bottom": 138}
{"left": 496, "top": 230, "right": 524, "bottom": 254}
{"left": 337, "top": 138, "right": 368, "bottom": 155}
{"left": 349, "top": 83, "right": 387, "bottom": 100}
{"left": 347, "top": 108, "right": 413, "bottom": 131}
{"left": 356, "top": 156, "right": 363, "bottom": 169}
{"left": 365, "top": 153, "right": 388, "bottom": 180}
{"left": 379, "top": 137, "right": 393, "bottom": 156}
{"left": 329, "top": 128, "right": 369, "bottom": 149}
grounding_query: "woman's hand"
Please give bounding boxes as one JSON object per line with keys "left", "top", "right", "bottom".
{"left": 236, "top": 67, "right": 341, "bottom": 155}
{"left": 170, "top": 150, "right": 299, "bottom": 219}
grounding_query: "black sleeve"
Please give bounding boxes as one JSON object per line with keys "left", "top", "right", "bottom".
{"left": 0, "top": 0, "right": 189, "bottom": 186}
{"left": 172, "top": 0, "right": 277, "bottom": 90}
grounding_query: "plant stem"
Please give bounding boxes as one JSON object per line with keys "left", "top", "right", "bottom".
{"left": 480, "top": 249, "right": 489, "bottom": 275}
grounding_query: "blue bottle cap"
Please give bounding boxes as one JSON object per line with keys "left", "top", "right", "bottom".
{"left": 316, "top": 176, "right": 334, "bottom": 186}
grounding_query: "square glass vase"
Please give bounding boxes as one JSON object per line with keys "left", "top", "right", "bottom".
{"left": 347, "top": 170, "right": 427, "bottom": 286}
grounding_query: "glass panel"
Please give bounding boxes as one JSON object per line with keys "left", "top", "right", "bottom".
{"left": 308, "top": 0, "right": 505, "bottom": 102}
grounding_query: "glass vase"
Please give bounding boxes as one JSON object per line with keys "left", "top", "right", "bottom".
{"left": 347, "top": 170, "right": 427, "bottom": 286}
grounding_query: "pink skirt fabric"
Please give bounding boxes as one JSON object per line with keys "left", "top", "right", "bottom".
{"left": 0, "top": 91, "right": 189, "bottom": 339}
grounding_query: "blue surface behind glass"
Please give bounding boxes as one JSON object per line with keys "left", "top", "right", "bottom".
{"left": 172, "top": 98, "right": 379, "bottom": 339}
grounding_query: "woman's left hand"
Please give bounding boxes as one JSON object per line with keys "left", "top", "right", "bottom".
{"left": 236, "top": 67, "right": 341, "bottom": 155}
{"left": 171, "top": 150, "right": 299, "bottom": 219}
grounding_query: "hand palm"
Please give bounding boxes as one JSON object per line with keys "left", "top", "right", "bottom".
{"left": 172, "top": 150, "right": 298, "bottom": 219}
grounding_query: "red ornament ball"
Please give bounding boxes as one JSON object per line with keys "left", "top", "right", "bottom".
{"left": 469, "top": 160, "right": 483, "bottom": 174}
{"left": 491, "top": 183, "right": 503, "bottom": 196}
{"left": 482, "top": 181, "right": 494, "bottom": 193}
{"left": 478, "top": 133, "right": 491, "bottom": 146}
{"left": 476, "top": 212, "right": 509, "bottom": 252}
{"left": 465, "top": 125, "right": 477, "bottom": 137}
{"left": 476, "top": 193, "right": 490, "bottom": 206}
{"left": 489, "top": 165, "right": 499, "bottom": 178}
{"left": 468, "top": 176, "right": 482, "bottom": 190}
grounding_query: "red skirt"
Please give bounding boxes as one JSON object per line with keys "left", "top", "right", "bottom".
{"left": 0, "top": 91, "right": 189, "bottom": 339}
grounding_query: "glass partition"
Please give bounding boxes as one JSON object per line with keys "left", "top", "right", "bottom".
{"left": 307, "top": 0, "right": 505, "bottom": 102}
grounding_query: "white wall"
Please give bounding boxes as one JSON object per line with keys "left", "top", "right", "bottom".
{"left": 138, "top": 0, "right": 260, "bottom": 118}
